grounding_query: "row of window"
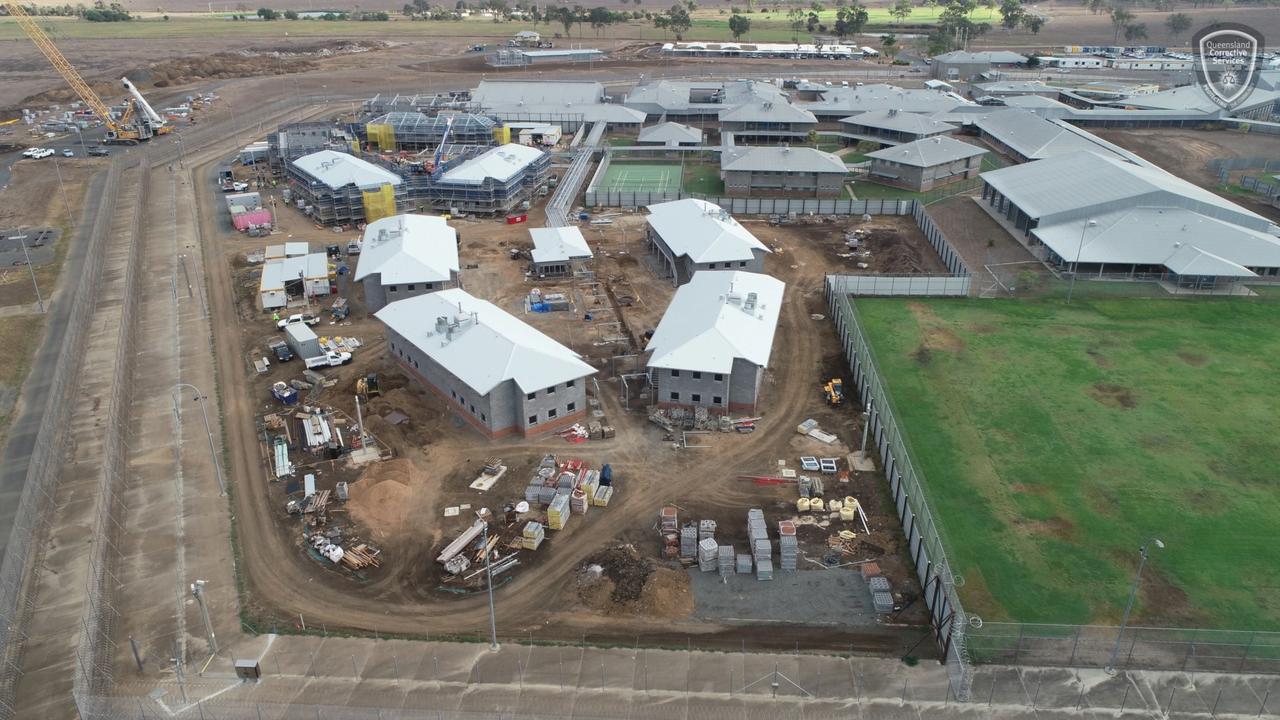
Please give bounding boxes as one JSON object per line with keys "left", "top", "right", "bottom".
{"left": 449, "top": 387, "right": 488, "bottom": 423}
{"left": 704, "top": 261, "right": 749, "bottom": 270}
{"left": 387, "top": 282, "right": 436, "bottom": 293}
{"left": 528, "top": 402, "right": 575, "bottom": 426}
{"left": 526, "top": 379, "right": 574, "bottom": 400}
{"left": 670, "top": 370, "right": 724, "bottom": 382}
{"left": 670, "top": 392, "right": 723, "bottom": 404}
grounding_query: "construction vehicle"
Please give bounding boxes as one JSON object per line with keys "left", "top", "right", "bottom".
{"left": 6, "top": 1, "right": 170, "bottom": 144}
{"left": 823, "top": 378, "right": 844, "bottom": 406}
{"left": 356, "top": 373, "right": 381, "bottom": 399}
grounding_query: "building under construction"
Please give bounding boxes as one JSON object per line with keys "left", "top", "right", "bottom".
{"left": 288, "top": 150, "right": 407, "bottom": 226}
{"left": 396, "top": 143, "right": 552, "bottom": 215}
{"left": 362, "top": 112, "right": 499, "bottom": 153}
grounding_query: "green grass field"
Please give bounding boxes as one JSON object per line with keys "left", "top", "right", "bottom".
{"left": 598, "top": 162, "right": 681, "bottom": 193}
{"left": 855, "top": 297, "right": 1280, "bottom": 630}
{"left": 682, "top": 164, "right": 724, "bottom": 195}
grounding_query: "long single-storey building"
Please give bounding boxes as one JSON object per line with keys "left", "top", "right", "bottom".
{"left": 636, "top": 121, "right": 705, "bottom": 147}
{"left": 865, "top": 136, "right": 987, "bottom": 191}
{"left": 376, "top": 289, "right": 596, "bottom": 438}
{"left": 720, "top": 145, "right": 847, "bottom": 197}
{"left": 839, "top": 109, "right": 957, "bottom": 145}
{"left": 646, "top": 270, "right": 785, "bottom": 414}
{"left": 529, "top": 226, "right": 593, "bottom": 277}
{"left": 644, "top": 199, "right": 771, "bottom": 286}
{"left": 353, "top": 214, "right": 459, "bottom": 312}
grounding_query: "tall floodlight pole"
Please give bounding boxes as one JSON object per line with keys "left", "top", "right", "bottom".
{"left": 172, "top": 383, "right": 226, "bottom": 496}
{"left": 15, "top": 233, "right": 44, "bottom": 313}
{"left": 191, "top": 580, "right": 217, "bottom": 655}
{"left": 482, "top": 523, "right": 499, "bottom": 651}
{"left": 1104, "top": 538, "right": 1164, "bottom": 675}
{"left": 1066, "top": 218, "right": 1097, "bottom": 304}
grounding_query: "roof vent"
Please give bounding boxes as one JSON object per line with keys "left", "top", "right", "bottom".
{"left": 743, "top": 291, "right": 758, "bottom": 313}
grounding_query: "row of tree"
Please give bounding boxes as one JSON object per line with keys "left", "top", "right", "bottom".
{"left": 255, "top": 7, "right": 389, "bottom": 20}
{"left": 1, "top": 0, "right": 131, "bottom": 21}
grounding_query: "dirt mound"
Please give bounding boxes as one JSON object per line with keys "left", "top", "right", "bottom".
{"left": 1088, "top": 383, "right": 1138, "bottom": 410}
{"left": 575, "top": 545, "right": 692, "bottom": 620}
{"left": 346, "top": 458, "right": 421, "bottom": 536}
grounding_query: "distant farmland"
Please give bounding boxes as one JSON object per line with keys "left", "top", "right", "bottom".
{"left": 855, "top": 297, "right": 1280, "bottom": 630}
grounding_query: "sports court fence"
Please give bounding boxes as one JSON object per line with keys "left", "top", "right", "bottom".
{"left": 826, "top": 283, "right": 973, "bottom": 700}
{"left": 910, "top": 201, "right": 969, "bottom": 276}
{"left": 828, "top": 274, "right": 971, "bottom": 296}
{"left": 587, "top": 190, "right": 911, "bottom": 215}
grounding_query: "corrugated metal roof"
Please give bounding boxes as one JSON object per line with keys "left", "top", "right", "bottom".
{"left": 1163, "top": 244, "right": 1256, "bottom": 277}
{"left": 975, "top": 110, "right": 1126, "bottom": 160}
{"left": 375, "top": 288, "right": 595, "bottom": 394}
{"left": 473, "top": 80, "right": 604, "bottom": 107}
{"left": 530, "top": 227, "right": 593, "bottom": 264}
{"left": 645, "top": 199, "right": 771, "bottom": 264}
{"left": 259, "top": 253, "right": 329, "bottom": 291}
{"left": 439, "top": 143, "right": 545, "bottom": 185}
{"left": 1031, "top": 207, "right": 1280, "bottom": 272}
{"left": 867, "top": 136, "right": 987, "bottom": 167}
{"left": 354, "top": 214, "right": 458, "bottom": 285}
{"left": 719, "top": 99, "right": 816, "bottom": 124}
{"left": 646, "top": 271, "right": 785, "bottom": 374}
{"left": 841, "top": 109, "right": 955, "bottom": 135}
{"left": 982, "top": 150, "right": 1270, "bottom": 229}
{"left": 802, "top": 84, "right": 970, "bottom": 116}
{"left": 637, "top": 122, "right": 704, "bottom": 144}
{"left": 292, "top": 150, "right": 402, "bottom": 190}
{"left": 721, "top": 146, "right": 847, "bottom": 174}
{"left": 934, "top": 50, "right": 1028, "bottom": 64}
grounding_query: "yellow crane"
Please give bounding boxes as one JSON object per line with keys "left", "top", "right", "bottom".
{"left": 4, "top": 1, "right": 169, "bottom": 143}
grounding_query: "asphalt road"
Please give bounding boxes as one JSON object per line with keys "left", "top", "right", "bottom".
{"left": 0, "top": 124, "right": 110, "bottom": 192}
{"left": 0, "top": 165, "right": 109, "bottom": 561}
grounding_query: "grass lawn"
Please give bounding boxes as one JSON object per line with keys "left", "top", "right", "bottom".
{"left": 854, "top": 297, "right": 1280, "bottom": 630}
{"left": 849, "top": 180, "right": 923, "bottom": 200}
{"left": 683, "top": 164, "right": 724, "bottom": 195}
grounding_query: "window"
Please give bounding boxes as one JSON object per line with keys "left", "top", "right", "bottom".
{"left": 671, "top": 369, "right": 680, "bottom": 378}
{"left": 389, "top": 285, "right": 397, "bottom": 292}
{"left": 527, "top": 391, "right": 536, "bottom": 400}
{"left": 567, "top": 402, "right": 575, "bottom": 412}
{"left": 407, "top": 284, "right": 416, "bottom": 291}
{"left": 708, "top": 263, "right": 716, "bottom": 269}
{"left": 469, "top": 404, "right": 475, "bottom": 414}
{"left": 691, "top": 393, "right": 701, "bottom": 402}
{"left": 713, "top": 395, "right": 723, "bottom": 404}
{"left": 692, "top": 372, "right": 702, "bottom": 380}
{"left": 547, "top": 385, "right": 555, "bottom": 394}
{"left": 739, "top": 261, "right": 747, "bottom": 268}
{"left": 670, "top": 391, "right": 680, "bottom": 401}
{"left": 480, "top": 413, "right": 486, "bottom": 422}
{"left": 548, "top": 408, "right": 557, "bottom": 418}
{"left": 528, "top": 415, "right": 538, "bottom": 425}
{"left": 714, "top": 373, "right": 724, "bottom": 382}
{"left": 566, "top": 379, "right": 575, "bottom": 388}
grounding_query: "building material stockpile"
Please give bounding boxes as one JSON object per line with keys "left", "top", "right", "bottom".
{"left": 525, "top": 455, "right": 611, "bottom": 510}
{"left": 778, "top": 520, "right": 797, "bottom": 571}
{"left": 748, "top": 508, "right": 772, "bottom": 581}
{"left": 697, "top": 538, "right": 718, "bottom": 572}
{"left": 718, "top": 545, "right": 734, "bottom": 577}
{"left": 660, "top": 506, "right": 679, "bottom": 559}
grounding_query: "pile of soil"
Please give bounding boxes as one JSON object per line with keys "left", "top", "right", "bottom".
{"left": 575, "top": 545, "right": 693, "bottom": 620}
{"left": 346, "top": 458, "right": 419, "bottom": 537}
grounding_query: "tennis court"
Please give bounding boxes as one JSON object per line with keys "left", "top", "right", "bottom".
{"left": 597, "top": 163, "right": 682, "bottom": 193}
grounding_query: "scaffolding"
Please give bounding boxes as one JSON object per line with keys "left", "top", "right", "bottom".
{"left": 363, "top": 92, "right": 472, "bottom": 116}
{"left": 361, "top": 112, "right": 498, "bottom": 152}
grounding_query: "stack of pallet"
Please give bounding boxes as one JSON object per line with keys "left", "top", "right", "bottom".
{"left": 591, "top": 485, "right": 613, "bottom": 506}
{"left": 680, "top": 523, "right": 698, "bottom": 560}
{"left": 870, "top": 576, "right": 894, "bottom": 613}
{"left": 570, "top": 488, "right": 590, "bottom": 515}
{"left": 717, "top": 546, "right": 734, "bottom": 577}
{"left": 736, "top": 554, "right": 753, "bottom": 574}
{"left": 660, "top": 506, "right": 678, "bottom": 559}
{"left": 547, "top": 493, "right": 571, "bottom": 530}
{"left": 697, "top": 538, "right": 718, "bottom": 572}
{"left": 748, "top": 509, "right": 772, "bottom": 580}
{"left": 522, "top": 521, "right": 545, "bottom": 550}
{"left": 698, "top": 519, "right": 717, "bottom": 542}
{"left": 778, "top": 520, "right": 797, "bottom": 571}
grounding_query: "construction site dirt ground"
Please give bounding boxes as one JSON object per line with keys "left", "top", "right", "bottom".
{"left": 203, "top": 150, "right": 946, "bottom": 654}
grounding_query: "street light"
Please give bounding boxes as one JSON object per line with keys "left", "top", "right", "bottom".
{"left": 1066, "top": 218, "right": 1097, "bottom": 304}
{"left": 482, "top": 521, "right": 499, "bottom": 651}
{"left": 171, "top": 383, "right": 226, "bottom": 496}
{"left": 190, "top": 580, "right": 217, "bottom": 655}
{"left": 1104, "top": 538, "right": 1164, "bottom": 675}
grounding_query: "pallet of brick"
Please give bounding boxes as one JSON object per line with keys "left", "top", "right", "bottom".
{"left": 778, "top": 521, "right": 797, "bottom": 571}
{"left": 736, "top": 554, "right": 752, "bottom": 574}
{"left": 591, "top": 485, "right": 613, "bottom": 507}
{"left": 524, "top": 484, "right": 543, "bottom": 505}
{"left": 869, "top": 576, "right": 891, "bottom": 594}
{"left": 660, "top": 506, "right": 678, "bottom": 533}
{"left": 698, "top": 519, "right": 717, "bottom": 541}
{"left": 547, "top": 493, "right": 571, "bottom": 530}
{"left": 756, "top": 558, "right": 774, "bottom": 581}
{"left": 873, "top": 591, "right": 894, "bottom": 613}
{"left": 860, "top": 562, "right": 882, "bottom": 580}
{"left": 697, "top": 538, "right": 718, "bottom": 572}
{"left": 680, "top": 524, "right": 698, "bottom": 560}
{"left": 717, "top": 546, "right": 734, "bottom": 577}
{"left": 522, "top": 521, "right": 545, "bottom": 550}
{"left": 570, "top": 488, "right": 590, "bottom": 516}
{"left": 752, "top": 537, "right": 772, "bottom": 563}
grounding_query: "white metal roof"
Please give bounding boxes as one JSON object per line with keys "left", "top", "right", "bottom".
{"left": 720, "top": 146, "right": 847, "bottom": 174}
{"left": 645, "top": 199, "right": 771, "bottom": 264}
{"left": 637, "top": 122, "right": 704, "bottom": 145}
{"left": 1031, "top": 207, "right": 1280, "bottom": 273}
{"left": 841, "top": 109, "right": 956, "bottom": 135}
{"left": 530, "top": 227, "right": 593, "bottom": 264}
{"left": 259, "top": 253, "right": 329, "bottom": 292}
{"left": 867, "top": 136, "right": 987, "bottom": 167}
{"left": 354, "top": 214, "right": 459, "bottom": 285}
{"left": 975, "top": 110, "right": 1125, "bottom": 161}
{"left": 265, "top": 241, "right": 309, "bottom": 259}
{"left": 291, "top": 150, "right": 402, "bottom": 190}
{"left": 375, "top": 288, "right": 595, "bottom": 395}
{"left": 646, "top": 271, "right": 786, "bottom": 374}
{"left": 439, "top": 143, "right": 544, "bottom": 186}
{"left": 473, "top": 80, "right": 604, "bottom": 107}
{"left": 982, "top": 150, "right": 1271, "bottom": 230}
{"left": 801, "top": 84, "right": 971, "bottom": 116}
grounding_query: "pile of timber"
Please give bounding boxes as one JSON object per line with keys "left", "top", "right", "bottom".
{"left": 340, "top": 544, "right": 381, "bottom": 570}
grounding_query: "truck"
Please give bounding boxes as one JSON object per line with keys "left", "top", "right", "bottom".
{"left": 277, "top": 313, "right": 320, "bottom": 330}
{"left": 304, "top": 351, "right": 352, "bottom": 369}
{"left": 268, "top": 339, "right": 294, "bottom": 362}
{"left": 346, "top": 238, "right": 362, "bottom": 255}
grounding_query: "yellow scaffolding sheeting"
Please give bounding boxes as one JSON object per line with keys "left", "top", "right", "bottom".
{"left": 362, "top": 183, "right": 396, "bottom": 223}
{"left": 366, "top": 123, "right": 395, "bottom": 152}
{"left": 493, "top": 126, "right": 511, "bottom": 145}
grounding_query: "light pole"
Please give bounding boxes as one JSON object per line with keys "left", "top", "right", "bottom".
{"left": 171, "top": 383, "right": 226, "bottom": 496}
{"left": 1105, "top": 538, "right": 1164, "bottom": 675}
{"left": 72, "top": 125, "right": 88, "bottom": 156}
{"left": 190, "top": 580, "right": 217, "bottom": 655}
{"left": 482, "top": 522, "right": 499, "bottom": 651}
{"left": 14, "top": 233, "right": 44, "bottom": 313}
{"left": 1066, "top": 218, "right": 1097, "bottom": 304}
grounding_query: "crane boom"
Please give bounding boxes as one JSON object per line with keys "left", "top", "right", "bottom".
{"left": 3, "top": 1, "right": 117, "bottom": 129}
{"left": 122, "top": 76, "right": 163, "bottom": 124}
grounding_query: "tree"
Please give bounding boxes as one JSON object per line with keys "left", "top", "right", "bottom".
{"left": 1086, "top": 0, "right": 1106, "bottom": 14}
{"left": 889, "top": 0, "right": 912, "bottom": 24}
{"left": 833, "top": 2, "right": 868, "bottom": 38}
{"left": 1165, "top": 12, "right": 1192, "bottom": 44}
{"left": 981, "top": 0, "right": 996, "bottom": 18}
{"left": 283, "top": 7, "right": 298, "bottom": 17}
{"left": 1109, "top": 6, "right": 1133, "bottom": 42}
{"left": 728, "top": 11, "right": 750, "bottom": 38}
{"left": 787, "top": 7, "right": 805, "bottom": 39}
{"left": 997, "top": 0, "right": 1024, "bottom": 30}
{"left": 665, "top": 3, "right": 691, "bottom": 39}
{"left": 256, "top": 6, "right": 277, "bottom": 19}
{"left": 588, "top": 5, "right": 612, "bottom": 34}
{"left": 807, "top": 10, "right": 818, "bottom": 31}
{"left": 1021, "top": 13, "right": 1042, "bottom": 33}
{"left": 553, "top": 5, "right": 576, "bottom": 34}
{"left": 881, "top": 32, "right": 897, "bottom": 59}
{"left": 1123, "top": 22, "right": 1147, "bottom": 41}
{"left": 403, "top": 3, "right": 415, "bottom": 15}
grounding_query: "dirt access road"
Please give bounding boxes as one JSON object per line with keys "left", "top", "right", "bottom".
{"left": 199, "top": 161, "right": 926, "bottom": 656}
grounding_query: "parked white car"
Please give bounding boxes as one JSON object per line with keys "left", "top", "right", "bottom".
{"left": 276, "top": 313, "right": 320, "bottom": 330}
{"left": 29, "top": 148, "right": 55, "bottom": 159}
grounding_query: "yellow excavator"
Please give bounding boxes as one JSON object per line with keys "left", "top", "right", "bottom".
{"left": 823, "top": 378, "right": 844, "bottom": 406}
{"left": 6, "top": 1, "right": 170, "bottom": 144}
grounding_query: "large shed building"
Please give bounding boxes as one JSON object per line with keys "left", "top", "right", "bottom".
{"left": 646, "top": 271, "right": 785, "bottom": 414}
{"left": 376, "top": 289, "right": 596, "bottom": 438}
{"left": 720, "top": 145, "right": 847, "bottom": 197}
{"left": 353, "top": 214, "right": 460, "bottom": 312}
{"left": 644, "top": 199, "right": 771, "bottom": 286}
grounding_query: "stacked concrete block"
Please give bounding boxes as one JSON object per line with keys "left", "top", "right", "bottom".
{"left": 717, "top": 546, "right": 734, "bottom": 577}
{"left": 680, "top": 524, "right": 698, "bottom": 560}
{"left": 736, "top": 554, "right": 753, "bottom": 574}
{"left": 698, "top": 538, "right": 718, "bottom": 572}
{"left": 698, "top": 519, "right": 717, "bottom": 541}
{"left": 522, "top": 521, "right": 545, "bottom": 550}
{"left": 870, "top": 576, "right": 893, "bottom": 613}
{"left": 778, "top": 520, "right": 797, "bottom": 571}
{"left": 756, "top": 558, "right": 774, "bottom": 581}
